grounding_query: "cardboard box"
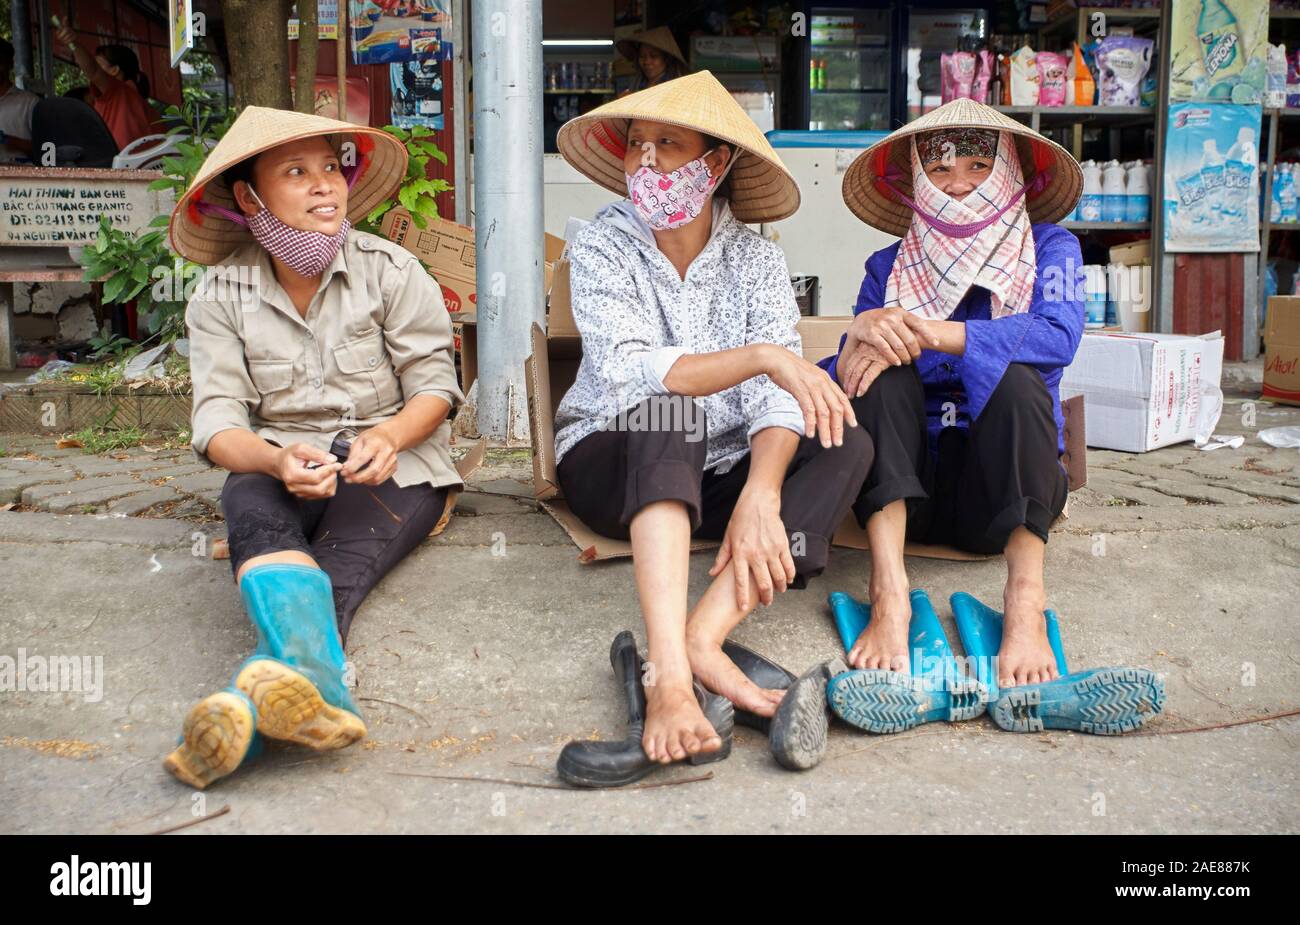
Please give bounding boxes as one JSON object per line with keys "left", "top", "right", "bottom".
{"left": 1263, "top": 296, "right": 1300, "bottom": 406}
{"left": 380, "top": 209, "right": 565, "bottom": 315}
{"left": 520, "top": 292, "right": 1085, "bottom": 562}
{"left": 1061, "top": 331, "right": 1225, "bottom": 452}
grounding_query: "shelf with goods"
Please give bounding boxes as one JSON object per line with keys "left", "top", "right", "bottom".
{"left": 1257, "top": 8, "right": 1300, "bottom": 315}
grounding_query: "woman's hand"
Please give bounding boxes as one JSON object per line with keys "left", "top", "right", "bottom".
{"left": 761, "top": 345, "right": 857, "bottom": 448}
{"left": 275, "top": 443, "right": 341, "bottom": 499}
{"left": 838, "top": 342, "right": 894, "bottom": 398}
{"left": 54, "top": 23, "right": 76, "bottom": 49}
{"left": 340, "top": 427, "right": 399, "bottom": 485}
{"left": 843, "top": 307, "right": 939, "bottom": 367}
{"left": 709, "top": 486, "right": 795, "bottom": 611}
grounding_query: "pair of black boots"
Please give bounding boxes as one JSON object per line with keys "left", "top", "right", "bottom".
{"left": 557, "top": 631, "right": 835, "bottom": 787}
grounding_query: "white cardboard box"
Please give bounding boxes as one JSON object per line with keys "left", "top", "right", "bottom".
{"left": 1061, "top": 331, "right": 1225, "bottom": 453}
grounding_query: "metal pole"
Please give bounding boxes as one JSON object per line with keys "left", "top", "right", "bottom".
{"left": 35, "top": 0, "right": 55, "bottom": 96}
{"left": 10, "top": 0, "right": 33, "bottom": 91}
{"left": 471, "top": 0, "right": 544, "bottom": 444}
{"left": 452, "top": 0, "right": 470, "bottom": 225}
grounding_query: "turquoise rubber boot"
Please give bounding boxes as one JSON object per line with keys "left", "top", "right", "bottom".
{"left": 825, "top": 589, "right": 987, "bottom": 734}
{"left": 163, "top": 686, "right": 263, "bottom": 790}
{"left": 231, "top": 564, "right": 367, "bottom": 749}
{"left": 950, "top": 592, "right": 1165, "bottom": 735}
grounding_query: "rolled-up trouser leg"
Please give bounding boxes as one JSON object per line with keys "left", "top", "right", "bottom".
{"left": 848, "top": 362, "right": 930, "bottom": 526}
{"left": 557, "top": 395, "right": 709, "bottom": 539}
{"left": 953, "top": 363, "right": 1069, "bottom": 553}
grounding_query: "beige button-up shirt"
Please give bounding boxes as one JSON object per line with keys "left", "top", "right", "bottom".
{"left": 186, "top": 229, "right": 464, "bottom": 490}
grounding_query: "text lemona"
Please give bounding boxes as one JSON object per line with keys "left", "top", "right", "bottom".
{"left": 49, "top": 856, "right": 151, "bottom": 905}
{"left": 0, "top": 649, "right": 103, "bottom": 703}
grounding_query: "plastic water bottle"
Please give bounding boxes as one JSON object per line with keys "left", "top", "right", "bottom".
{"left": 1124, "top": 161, "right": 1151, "bottom": 223}
{"left": 1083, "top": 265, "right": 1107, "bottom": 328}
{"left": 1079, "top": 161, "right": 1104, "bottom": 223}
{"left": 1102, "top": 160, "right": 1127, "bottom": 222}
{"left": 1223, "top": 127, "right": 1257, "bottom": 226}
{"left": 1197, "top": 0, "right": 1245, "bottom": 89}
{"left": 1281, "top": 163, "right": 1297, "bottom": 223}
{"left": 1271, "top": 163, "right": 1284, "bottom": 223}
{"left": 1200, "top": 139, "right": 1227, "bottom": 219}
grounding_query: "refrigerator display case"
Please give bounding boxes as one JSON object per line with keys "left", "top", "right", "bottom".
{"left": 808, "top": 7, "right": 892, "bottom": 131}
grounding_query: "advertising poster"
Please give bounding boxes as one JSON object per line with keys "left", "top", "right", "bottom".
{"left": 1169, "top": 0, "right": 1268, "bottom": 103}
{"left": 169, "top": 0, "right": 194, "bottom": 67}
{"left": 289, "top": 1, "right": 341, "bottom": 40}
{"left": 348, "top": 0, "right": 450, "bottom": 65}
{"left": 390, "top": 60, "right": 444, "bottom": 130}
{"left": 1163, "top": 102, "right": 1262, "bottom": 251}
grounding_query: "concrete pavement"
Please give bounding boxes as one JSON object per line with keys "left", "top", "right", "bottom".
{"left": 1, "top": 375, "right": 1297, "bottom": 834}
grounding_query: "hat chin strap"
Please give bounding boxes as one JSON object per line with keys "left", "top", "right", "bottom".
{"left": 875, "top": 163, "right": 1052, "bottom": 238}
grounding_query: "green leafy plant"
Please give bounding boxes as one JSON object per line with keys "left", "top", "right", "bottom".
{"left": 357, "top": 124, "right": 452, "bottom": 233}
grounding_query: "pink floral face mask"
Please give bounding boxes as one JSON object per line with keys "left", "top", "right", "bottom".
{"left": 245, "top": 185, "right": 351, "bottom": 278}
{"left": 626, "top": 147, "right": 721, "bottom": 231}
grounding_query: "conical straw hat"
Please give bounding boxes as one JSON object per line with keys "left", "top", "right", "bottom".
{"left": 556, "top": 70, "right": 800, "bottom": 224}
{"left": 842, "top": 98, "right": 1083, "bottom": 238}
{"left": 615, "top": 26, "right": 687, "bottom": 66}
{"left": 169, "top": 105, "right": 408, "bottom": 265}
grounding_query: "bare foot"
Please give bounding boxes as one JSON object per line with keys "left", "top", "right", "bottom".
{"left": 642, "top": 680, "right": 721, "bottom": 764}
{"left": 997, "top": 578, "right": 1060, "bottom": 687}
{"left": 848, "top": 580, "right": 911, "bottom": 671}
{"left": 686, "top": 634, "right": 785, "bottom": 717}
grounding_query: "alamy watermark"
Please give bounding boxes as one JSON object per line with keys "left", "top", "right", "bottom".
{"left": 0, "top": 648, "right": 104, "bottom": 703}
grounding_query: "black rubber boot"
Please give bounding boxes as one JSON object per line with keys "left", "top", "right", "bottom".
{"left": 557, "top": 631, "right": 734, "bottom": 788}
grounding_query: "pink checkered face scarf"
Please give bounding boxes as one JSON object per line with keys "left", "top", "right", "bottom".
{"left": 884, "top": 128, "right": 1036, "bottom": 321}
{"left": 245, "top": 184, "right": 352, "bottom": 278}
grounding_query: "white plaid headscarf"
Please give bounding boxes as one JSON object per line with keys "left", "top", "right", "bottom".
{"left": 883, "top": 129, "right": 1037, "bottom": 321}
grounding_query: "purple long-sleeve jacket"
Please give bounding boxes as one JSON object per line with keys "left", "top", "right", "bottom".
{"left": 817, "top": 223, "right": 1085, "bottom": 458}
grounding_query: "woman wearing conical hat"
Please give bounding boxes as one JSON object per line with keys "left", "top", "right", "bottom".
{"left": 162, "top": 106, "right": 464, "bottom": 788}
{"left": 552, "top": 71, "right": 870, "bottom": 780}
{"left": 616, "top": 26, "right": 689, "bottom": 94}
{"left": 825, "top": 99, "right": 1085, "bottom": 689}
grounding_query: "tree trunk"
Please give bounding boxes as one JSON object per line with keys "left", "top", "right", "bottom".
{"left": 222, "top": 0, "right": 296, "bottom": 111}
{"left": 294, "top": 1, "right": 319, "bottom": 114}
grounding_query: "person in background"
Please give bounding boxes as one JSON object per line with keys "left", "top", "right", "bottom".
{"left": 53, "top": 23, "right": 155, "bottom": 151}
{"left": 0, "top": 39, "right": 39, "bottom": 163}
{"left": 616, "top": 26, "right": 688, "bottom": 94}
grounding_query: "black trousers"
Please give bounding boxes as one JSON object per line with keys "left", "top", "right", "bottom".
{"left": 221, "top": 473, "right": 448, "bottom": 644}
{"left": 557, "top": 396, "right": 874, "bottom": 586}
{"left": 850, "top": 362, "right": 1068, "bottom": 554}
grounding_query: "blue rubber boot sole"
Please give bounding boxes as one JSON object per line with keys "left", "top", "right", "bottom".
{"left": 950, "top": 592, "right": 1165, "bottom": 735}
{"left": 825, "top": 589, "right": 986, "bottom": 734}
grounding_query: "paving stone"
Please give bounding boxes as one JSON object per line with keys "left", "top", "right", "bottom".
{"left": 1137, "top": 478, "right": 1259, "bottom": 505}
{"left": 167, "top": 470, "right": 229, "bottom": 494}
{"left": 1093, "top": 485, "right": 1187, "bottom": 507}
{"left": 43, "top": 483, "right": 153, "bottom": 513}
{"left": 105, "top": 487, "right": 184, "bottom": 515}
{"left": 0, "top": 468, "right": 76, "bottom": 503}
{"left": 22, "top": 473, "right": 144, "bottom": 506}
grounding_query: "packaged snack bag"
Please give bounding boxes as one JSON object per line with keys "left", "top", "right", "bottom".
{"left": 941, "top": 52, "right": 954, "bottom": 103}
{"left": 1037, "top": 51, "right": 1068, "bottom": 106}
{"left": 1010, "top": 46, "right": 1039, "bottom": 105}
{"left": 1070, "top": 42, "right": 1096, "bottom": 105}
{"left": 1095, "top": 36, "right": 1153, "bottom": 106}
{"left": 972, "top": 49, "right": 993, "bottom": 104}
{"left": 950, "top": 51, "right": 976, "bottom": 101}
